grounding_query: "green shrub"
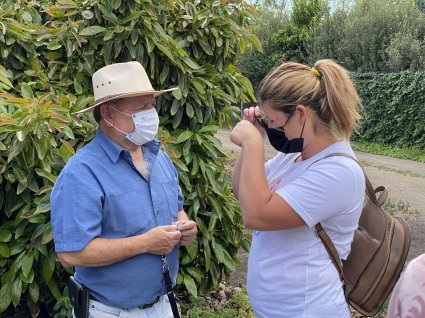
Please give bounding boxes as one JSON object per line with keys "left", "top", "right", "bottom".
{"left": 353, "top": 71, "right": 425, "bottom": 149}
{"left": 0, "top": 0, "right": 259, "bottom": 316}
{"left": 183, "top": 290, "right": 253, "bottom": 318}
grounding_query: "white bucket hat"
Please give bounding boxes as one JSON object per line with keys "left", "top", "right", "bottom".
{"left": 74, "top": 61, "right": 177, "bottom": 114}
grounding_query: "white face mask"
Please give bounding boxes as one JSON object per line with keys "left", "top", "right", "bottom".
{"left": 105, "top": 107, "right": 159, "bottom": 145}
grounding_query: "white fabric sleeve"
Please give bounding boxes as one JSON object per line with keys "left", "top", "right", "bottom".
{"left": 265, "top": 152, "right": 285, "bottom": 176}
{"left": 275, "top": 158, "right": 363, "bottom": 227}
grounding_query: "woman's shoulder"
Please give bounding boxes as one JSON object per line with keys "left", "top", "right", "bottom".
{"left": 306, "top": 142, "right": 360, "bottom": 172}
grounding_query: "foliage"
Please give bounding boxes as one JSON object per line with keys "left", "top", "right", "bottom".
{"left": 305, "top": 8, "right": 348, "bottom": 65}
{"left": 351, "top": 141, "right": 425, "bottom": 163}
{"left": 292, "top": 0, "right": 328, "bottom": 28}
{"left": 386, "top": 32, "right": 425, "bottom": 72}
{"left": 307, "top": 0, "right": 425, "bottom": 72}
{"left": 236, "top": 0, "right": 289, "bottom": 92}
{"left": 0, "top": 0, "right": 259, "bottom": 316}
{"left": 272, "top": 23, "right": 309, "bottom": 64}
{"left": 238, "top": 0, "right": 328, "bottom": 92}
{"left": 271, "top": 0, "right": 327, "bottom": 64}
{"left": 352, "top": 71, "right": 425, "bottom": 149}
{"left": 182, "top": 290, "right": 253, "bottom": 318}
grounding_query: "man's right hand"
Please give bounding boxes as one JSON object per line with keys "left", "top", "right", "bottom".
{"left": 144, "top": 225, "right": 182, "bottom": 255}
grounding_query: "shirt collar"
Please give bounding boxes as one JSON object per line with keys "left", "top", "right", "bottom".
{"left": 95, "top": 129, "right": 160, "bottom": 163}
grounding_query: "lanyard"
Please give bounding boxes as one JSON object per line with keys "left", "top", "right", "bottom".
{"left": 162, "top": 255, "right": 180, "bottom": 318}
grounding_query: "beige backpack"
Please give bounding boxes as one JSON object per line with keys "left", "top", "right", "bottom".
{"left": 314, "top": 153, "right": 411, "bottom": 316}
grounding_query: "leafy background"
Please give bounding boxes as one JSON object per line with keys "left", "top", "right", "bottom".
{"left": 2, "top": 0, "right": 424, "bottom": 317}
{"left": 352, "top": 72, "right": 425, "bottom": 148}
{"left": 0, "top": 0, "right": 259, "bottom": 316}
{"left": 239, "top": 0, "right": 425, "bottom": 151}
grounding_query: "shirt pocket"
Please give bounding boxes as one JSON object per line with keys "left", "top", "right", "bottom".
{"left": 161, "top": 179, "right": 179, "bottom": 220}
{"left": 103, "top": 191, "right": 153, "bottom": 236}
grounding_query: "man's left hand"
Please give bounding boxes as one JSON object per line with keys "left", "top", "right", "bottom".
{"left": 175, "top": 211, "right": 198, "bottom": 246}
{"left": 176, "top": 220, "right": 197, "bottom": 246}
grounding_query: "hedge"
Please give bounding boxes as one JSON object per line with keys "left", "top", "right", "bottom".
{"left": 353, "top": 71, "right": 425, "bottom": 148}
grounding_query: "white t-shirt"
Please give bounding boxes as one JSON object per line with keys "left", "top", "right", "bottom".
{"left": 247, "top": 142, "right": 365, "bottom": 318}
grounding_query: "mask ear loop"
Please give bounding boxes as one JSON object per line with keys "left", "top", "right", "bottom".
{"left": 103, "top": 119, "right": 129, "bottom": 135}
{"left": 282, "top": 110, "right": 296, "bottom": 131}
{"left": 299, "top": 119, "right": 306, "bottom": 138}
{"left": 111, "top": 106, "right": 131, "bottom": 117}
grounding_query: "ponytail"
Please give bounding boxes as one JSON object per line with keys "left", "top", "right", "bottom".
{"left": 314, "top": 59, "right": 362, "bottom": 139}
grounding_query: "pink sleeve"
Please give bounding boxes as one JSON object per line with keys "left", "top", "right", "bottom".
{"left": 387, "top": 254, "right": 425, "bottom": 318}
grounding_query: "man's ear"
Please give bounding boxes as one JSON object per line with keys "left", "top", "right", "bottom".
{"left": 99, "top": 103, "right": 113, "bottom": 124}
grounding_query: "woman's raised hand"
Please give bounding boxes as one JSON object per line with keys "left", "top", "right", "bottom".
{"left": 230, "top": 106, "right": 264, "bottom": 147}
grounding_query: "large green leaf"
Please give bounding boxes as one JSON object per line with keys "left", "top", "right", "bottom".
{"left": 21, "top": 253, "right": 34, "bottom": 278}
{"left": 177, "top": 130, "right": 193, "bottom": 143}
{"left": 0, "top": 243, "right": 10, "bottom": 258}
{"left": 11, "top": 277, "right": 22, "bottom": 307}
{"left": 183, "top": 273, "right": 197, "bottom": 298}
{"left": 0, "top": 230, "right": 12, "bottom": 242}
{"left": 0, "top": 284, "right": 12, "bottom": 313}
{"left": 41, "top": 254, "right": 54, "bottom": 284}
{"left": 79, "top": 26, "right": 106, "bottom": 36}
{"left": 29, "top": 281, "right": 39, "bottom": 303}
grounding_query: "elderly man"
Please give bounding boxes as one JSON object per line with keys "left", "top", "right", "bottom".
{"left": 50, "top": 61, "right": 197, "bottom": 318}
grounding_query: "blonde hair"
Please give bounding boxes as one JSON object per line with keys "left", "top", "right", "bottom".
{"left": 258, "top": 59, "right": 362, "bottom": 140}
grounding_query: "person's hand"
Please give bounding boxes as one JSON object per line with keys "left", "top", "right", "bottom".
{"left": 144, "top": 225, "right": 182, "bottom": 255}
{"left": 173, "top": 220, "right": 198, "bottom": 246}
{"left": 230, "top": 120, "right": 263, "bottom": 148}
{"left": 243, "top": 106, "right": 266, "bottom": 138}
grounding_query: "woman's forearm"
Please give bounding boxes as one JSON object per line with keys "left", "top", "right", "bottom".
{"left": 231, "top": 149, "right": 244, "bottom": 199}
{"left": 238, "top": 140, "right": 271, "bottom": 226}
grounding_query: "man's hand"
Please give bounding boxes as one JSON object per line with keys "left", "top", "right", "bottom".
{"left": 144, "top": 225, "right": 182, "bottom": 255}
{"left": 175, "top": 210, "right": 198, "bottom": 246}
{"left": 176, "top": 220, "right": 198, "bottom": 246}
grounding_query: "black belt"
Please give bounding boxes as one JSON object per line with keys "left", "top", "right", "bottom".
{"left": 89, "top": 294, "right": 162, "bottom": 310}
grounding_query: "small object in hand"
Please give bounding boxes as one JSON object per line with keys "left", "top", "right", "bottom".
{"left": 175, "top": 221, "right": 185, "bottom": 231}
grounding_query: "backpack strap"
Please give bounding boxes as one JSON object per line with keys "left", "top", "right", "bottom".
{"left": 308, "top": 152, "right": 376, "bottom": 202}
{"left": 309, "top": 152, "right": 376, "bottom": 284}
{"left": 315, "top": 223, "right": 344, "bottom": 281}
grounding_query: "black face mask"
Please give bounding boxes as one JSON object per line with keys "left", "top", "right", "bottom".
{"left": 257, "top": 114, "right": 305, "bottom": 153}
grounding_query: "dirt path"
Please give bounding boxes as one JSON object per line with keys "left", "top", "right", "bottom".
{"left": 215, "top": 129, "right": 425, "bottom": 287}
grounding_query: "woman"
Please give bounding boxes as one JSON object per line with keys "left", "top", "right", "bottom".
{"left": 231, "top": 59, "right": 365, "bottom": 317}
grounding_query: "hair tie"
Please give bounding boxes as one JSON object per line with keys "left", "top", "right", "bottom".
{"left": 311, "top": 67, "right": 321, "bottom": 78}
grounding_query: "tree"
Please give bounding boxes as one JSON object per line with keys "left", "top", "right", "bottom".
{"left": 237, "top": 0, "right": 290, "bottom": 92}
{"left": 305, "top": 8, "right": 348, "bottom": 65}
{"left": 292, "top": 0, "right": 328, "bottom": 28}
{"left": 387, "top": 32, "right": 424, "bottom": 71}
{"left": 238, "top": 0, "right": 328, "bottom": 92}
{"left": 0, "top": 0, "right": 259, "bottom": 316}
{"left": 307, "top": 0, "right": 425, "bottom": 72}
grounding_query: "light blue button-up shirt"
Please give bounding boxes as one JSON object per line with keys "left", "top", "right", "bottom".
{"left": 50, "top": 130, "right": 183, "bottom": 308}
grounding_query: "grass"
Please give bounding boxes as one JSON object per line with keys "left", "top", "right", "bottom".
{"left": 180, "top": 288, "right": 389, "bottom": 318}
{"left": 383, "top": 198, "right": 420, "bottom": 216}
{"left": 351, "top": 141, "right": 425, "bottom": 163}
{"left": 180, "top": 290, "right": 254, "bottom": 318}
